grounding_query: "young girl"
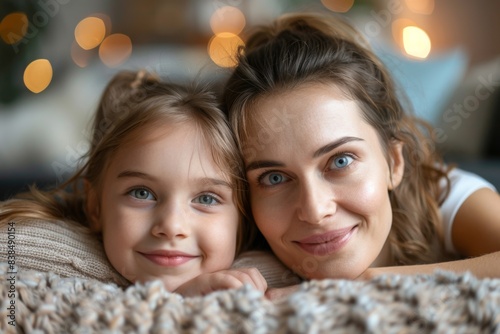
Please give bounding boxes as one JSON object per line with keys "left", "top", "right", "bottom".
{"left": 222, "top": 12, "right": 500, "bottom": 295}
{"left": 0, "top": 70, "right": 266, "bottom": 296}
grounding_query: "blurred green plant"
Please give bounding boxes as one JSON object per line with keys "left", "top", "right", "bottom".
{"left": 0, "top": 0, "right": 46, "bottom": 106}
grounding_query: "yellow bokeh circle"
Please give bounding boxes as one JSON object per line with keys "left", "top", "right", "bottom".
{"left": 24, "top": 59, "right": 53, "bottom": 93}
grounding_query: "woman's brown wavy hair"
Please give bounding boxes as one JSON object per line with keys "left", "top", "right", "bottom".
{"left": 223, "top": 12, "right": 451, "bottom": 265}
{"left": 1, "top": 71, "right": 254, "bottom": 255}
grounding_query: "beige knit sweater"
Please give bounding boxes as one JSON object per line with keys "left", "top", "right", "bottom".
{"left": 1, "top": 218, "right": 300, "bottom": 289}
{"left": 1, "top": 219, "right": 129, "bottom": 286}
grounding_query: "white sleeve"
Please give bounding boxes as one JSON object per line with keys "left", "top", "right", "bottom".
{"left": 440, "top": 168, "right": 497, "bottom": 254}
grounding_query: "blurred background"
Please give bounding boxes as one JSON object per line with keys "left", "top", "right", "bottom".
{"left": 1, "top": 0, "right": 500, "bottom": 200}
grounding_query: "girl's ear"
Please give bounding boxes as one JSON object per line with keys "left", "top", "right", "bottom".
{"left": 85, "top": 180, "right": 102, "bottom": 232}
{"left": 388, "top": 140, "right": 405, "bottom": 191}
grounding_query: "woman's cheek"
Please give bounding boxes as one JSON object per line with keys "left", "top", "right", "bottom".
{"left": 251, "top": 193, "right": 285, "bottom": 234}
{"left": 347, "top": 178, "right": 391, "bottom": 220}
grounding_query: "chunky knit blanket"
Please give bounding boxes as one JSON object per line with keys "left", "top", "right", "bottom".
{"left": 2, "top": 264, "right": 499, "bottom": 333}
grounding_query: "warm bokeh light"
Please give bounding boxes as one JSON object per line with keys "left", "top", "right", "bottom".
{"left": 0, "top": 12, "right": 28, "bottom": 44}
{"left": 75, "top": 16, "right": 106, "bottom": 50}
{"left": 403, "top": 26, "right": 431, "bottom": 59}
{"left": 23, "top": 59, "right": 53, "bottom": 93}
{"left": 208, "top": 32, "right": 244, "bottom": 68}
{"left": 99, "top": 33, "right": 133, "bottom": 67}
{"left": 71, "top": 41, "right": 93, "bottom": 68}
{"left": 91, "top": 13, "right": 112, "bottom": 36}
{"left": 321, "top": 0, "right": 355, "bottom": 13}
{"left": 392, "top": 18, "right": 416, "bottom": 49}
{"left": 405, "top": 0, "right": 435, "bottom": 15}
{"left": 210, "top": 6, "right": 246, "bottom": 35}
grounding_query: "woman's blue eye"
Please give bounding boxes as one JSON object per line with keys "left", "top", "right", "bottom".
{"left": 330, "top": 155, "right": 353, "bottom": 169}
{"left": 261, "top": 172, "right": 288, "bottom": 186}
{"left": 130, "top": 188, "right": 155, "bottom": 200}
{"left": 194, "top": 194, "right": 219, "bottom": 205}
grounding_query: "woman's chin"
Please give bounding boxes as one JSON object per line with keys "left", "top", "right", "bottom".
{"left": 292, "top": 262, "right": 369, "bottom": 281}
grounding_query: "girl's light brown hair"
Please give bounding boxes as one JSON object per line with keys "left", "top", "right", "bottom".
{"left": 1, "top": 70, "right": 254, "bottom": 255}
{"left": 223, "top": 12, "right": 452, "bottom": 265}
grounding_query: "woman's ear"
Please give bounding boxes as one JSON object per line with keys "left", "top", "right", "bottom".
{"left": 388, "top": 140, "right": 405, "bottom": 190}
{"left": 84, "top": 180, "right": 102, "bottom": 232}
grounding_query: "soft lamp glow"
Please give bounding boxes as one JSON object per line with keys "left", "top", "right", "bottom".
{"left": 403, "top": 26, "right": 431, "bottom": 59}
{"left": 99, "top": 33, "right": 132, "bottom": 67}
{"left": 208, "top": 33, "right": 244, "bottom": 68}
{"left": 0, "top": 12, "right": 28, "bottom": 44}
{"left": 23, "top": 59, "right": 53, "bottom": 93}
{"left": 210, "top": 6, "right": 246, "bottom": 35}
{"left": 321, "top": 0, "right": 354, "bottom": 13}
{"left": 405, "top": 0, "right": 435, "bottom": 15}
{"left": 392, "top": 18, "right": 416, "bottom": 49}
{"left": 75, "top": 17, "right": 106, "bottom": 50}
{"left": 71, "top": 41, "right": 92, "bottom": 68}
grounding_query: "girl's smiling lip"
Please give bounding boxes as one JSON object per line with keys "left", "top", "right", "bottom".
{"left": 139, "top": 250, "right": 199, "bottom": 267}
{"left": 294, "top": 225, "right": 358, "bottom": 256}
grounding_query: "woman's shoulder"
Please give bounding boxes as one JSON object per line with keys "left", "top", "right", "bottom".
{"left": 439, "top": 166, "right": 497, "bottom": 254}
{"left": 445, "top": 167, "right": 497, "bottom": 191}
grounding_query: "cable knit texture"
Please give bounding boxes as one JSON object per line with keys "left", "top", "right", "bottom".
{"left": 1, "top": 265, "right": 500, "bottom": 333}
{"left": 1, "top": 219, "right": 500, "bottom": 332}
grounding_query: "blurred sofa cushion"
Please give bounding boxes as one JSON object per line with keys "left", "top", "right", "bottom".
{"left": 376, "top": 46, "right": 468, "bottom": 126}
{"left": 436, "top": 55, "right": 500, "bottom": 157}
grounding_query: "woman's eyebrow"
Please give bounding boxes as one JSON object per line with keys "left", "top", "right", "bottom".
{"left": 245, "top": 137, "right": 363, "bottom": 172}
{"left": 313, "top": 136, "right": 364, "bottom": 158}
{"left": 246, "top": 161, "right": 285, "bottom": 172}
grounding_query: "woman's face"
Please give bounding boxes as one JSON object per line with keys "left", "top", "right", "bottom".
{"left": 243, "top": 83, "right": 404, "bottom": 280}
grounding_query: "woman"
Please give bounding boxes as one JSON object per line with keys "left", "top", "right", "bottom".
{"left": 223, "top": 12, "right": 500, "bottom": 296}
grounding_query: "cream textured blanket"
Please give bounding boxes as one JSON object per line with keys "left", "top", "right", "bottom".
{"left": 1, "top": 264, "right": 500, "bottom": 333}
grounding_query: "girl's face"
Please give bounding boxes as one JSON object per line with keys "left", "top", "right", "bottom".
{"left": 88, "top": 122, "right": 239, "bottom": 291}
{"left": 243, "top": 83, "right": 404, "bottom": 280}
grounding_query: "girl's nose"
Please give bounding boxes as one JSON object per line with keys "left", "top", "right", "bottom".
{"left": 296, "top": 176, "right": 337, "bottom": 224}
{"left": 151, "top": 202, "right": 190, "bottom": 239}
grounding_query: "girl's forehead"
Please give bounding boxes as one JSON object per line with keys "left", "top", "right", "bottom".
{"left": 121, "top": 121, "right": 235, "bottom": 180}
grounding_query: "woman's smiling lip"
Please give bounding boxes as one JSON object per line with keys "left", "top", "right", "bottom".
{"left": 294, "top": 225, "right": 358, "bottom": 256}
{"left": 139, "top": 250, "right": 199, "bottom": 267}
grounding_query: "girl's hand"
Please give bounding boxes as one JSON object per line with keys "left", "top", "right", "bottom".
{"left": 265, "top": 284, "right": 300, "bottom": 301}
{"left": 174, "top": 267, "right": 267, "bottom": 297}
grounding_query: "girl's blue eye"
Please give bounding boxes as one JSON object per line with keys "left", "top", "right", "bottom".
{"left": 260, "top": 172, "right": 289, "bottom": 186}
{"left": 194, "top": 194, "right": 219, "bottom": 206}
{"left": 130, "top": 188, "right": 155, "bottom": 200}
{"left": 330, "top": 154, "right": 353, "bottom": 169}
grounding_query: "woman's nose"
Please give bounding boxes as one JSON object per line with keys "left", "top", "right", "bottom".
{"left": 151, "top": 202, "right": 190, "bottom": 239}
{"left": 296, "top": 176, "right": 337, "bottom": 224}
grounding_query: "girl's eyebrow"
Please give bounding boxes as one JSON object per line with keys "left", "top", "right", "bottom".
{"left": 246, "top": 136, "right": 364, "bottom": 172}
{"left": 117, "top": 170, "right": 155, "bottom": 181}
{"left": 117, "top": 170, "right": 231, "bottom": 188}
{"left": 198, "top": 178, "right": 232, "bottom": 188}
{"left": 312, "top": 136, "right": 364, "bottom": 158}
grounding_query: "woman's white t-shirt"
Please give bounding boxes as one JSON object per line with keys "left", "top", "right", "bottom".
{"left": 440, "top": 168, "right": 497, "bottom": 255}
